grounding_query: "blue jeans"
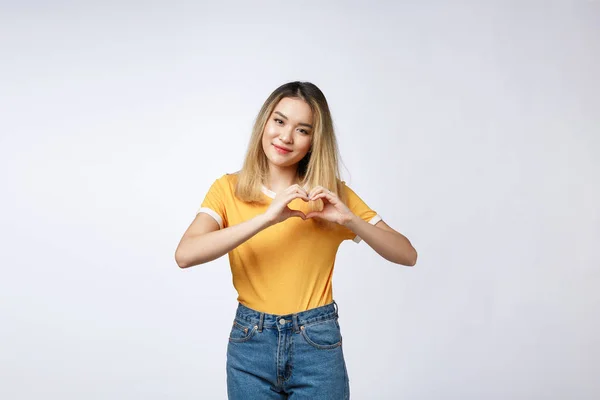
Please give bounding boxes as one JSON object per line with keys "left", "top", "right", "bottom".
{"left": 226, "top": 300, "right": 350, "bottom": 399}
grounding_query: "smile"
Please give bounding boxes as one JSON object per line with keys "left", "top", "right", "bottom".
{"left": 273, "top": 144, "right": 292, "bottom": 154}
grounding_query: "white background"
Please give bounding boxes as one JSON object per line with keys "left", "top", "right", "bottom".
{"left": 1, "top": 1, "right": 599, "bottom": 399}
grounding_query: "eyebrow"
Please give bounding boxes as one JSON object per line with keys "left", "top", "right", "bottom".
{"left": 274, "top": 111, "right": 313, "bottom": 129}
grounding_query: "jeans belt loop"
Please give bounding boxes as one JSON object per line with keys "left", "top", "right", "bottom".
{"left": 258, "top": 312, "right": 264, "bottom": 332}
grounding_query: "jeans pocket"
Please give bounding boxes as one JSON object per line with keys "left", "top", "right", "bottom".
{"left": 300, "top": 317, "right": 342, "bottom": 349}
{"left": 229, "top": 319, "right": 258, "bottom": 343}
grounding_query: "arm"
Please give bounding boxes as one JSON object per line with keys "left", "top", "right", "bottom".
{"left": 175, "top": 184, "right": 309, "bottom": 269}
{"left": 175, "top": 213, "right": 271, "bottom": 268}
{"left": 343, "top": 216, "right": 418, "bottom": 266}
{"left": 306, "top": 186, "right": 418, "bottom": 267}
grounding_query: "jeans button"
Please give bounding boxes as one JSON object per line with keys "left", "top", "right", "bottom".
{"left": 279, "top": 318, "right": 286, "bottom": 325}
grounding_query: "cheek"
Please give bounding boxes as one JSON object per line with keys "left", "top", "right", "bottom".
{"left": 263, "top": 125, "right": 276, "bottom": 140}
{"left": 262, "top": 126, "right": 274, "bottom": 141}
{"left": 300, "top": 138, "right": 312, "bottom": 152}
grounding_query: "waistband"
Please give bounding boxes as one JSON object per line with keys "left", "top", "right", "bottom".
{"left": 234, "top": 301, "right": 339, "bottom": 333}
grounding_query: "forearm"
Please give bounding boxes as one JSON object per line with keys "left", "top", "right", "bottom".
{"left": 343, "top": 214, "right": 417, "bottom": 266}
{"left": 176, "top": 214, "right": 272, "bottom": 268}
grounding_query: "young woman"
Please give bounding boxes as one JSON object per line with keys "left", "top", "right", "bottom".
{"left": 175, "top": 81, "right": 417, "bottom": 399}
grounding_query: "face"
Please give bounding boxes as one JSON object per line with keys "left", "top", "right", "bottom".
{"left": 261, "top": 97, "right": 314, "bottom": 170}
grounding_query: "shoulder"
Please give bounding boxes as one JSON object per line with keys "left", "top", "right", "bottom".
{"left": 339, "top": 179, "right": 357, "bottom": 195}
{"left": 338, "top": 180, "right": 373, "bottom": 208}
{"left": 224, "top": 171, "right": 240, "bottom": 187}
{"left": 210, "top": 171, "right": 240, "bottom": 195}
{"left": 215, "top": 170, "right": 239, "bottom": 184}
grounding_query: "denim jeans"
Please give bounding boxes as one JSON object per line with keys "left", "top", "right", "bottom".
{"left": 226, "top": 300, "right": 350, "bottom": 399}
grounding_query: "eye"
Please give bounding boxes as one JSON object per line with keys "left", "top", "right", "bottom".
{"left": 274, "top": 118, "right": 283, "bottom": 124}
{"left": 298, "top": 128, "right": 309, "bottom": 134}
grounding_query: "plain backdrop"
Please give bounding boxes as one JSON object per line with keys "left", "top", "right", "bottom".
{"left": 1, "top": 1, "right": 599, "bottom": 399}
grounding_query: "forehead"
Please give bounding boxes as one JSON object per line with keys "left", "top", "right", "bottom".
{"left": 273, "top": 97, "right": 313, "bottom": 121}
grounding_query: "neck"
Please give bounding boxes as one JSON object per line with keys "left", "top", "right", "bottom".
{"left": 265, "top": 165, "right": 301, "bottom": 192}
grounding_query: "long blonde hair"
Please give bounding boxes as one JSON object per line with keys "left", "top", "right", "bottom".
{"left": 235, "top": 81, "right": 347, "bottom": 230}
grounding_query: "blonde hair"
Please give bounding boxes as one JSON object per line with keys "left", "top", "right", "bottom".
{"left": 235, "top": 81, "right": 347, "bottom": 230}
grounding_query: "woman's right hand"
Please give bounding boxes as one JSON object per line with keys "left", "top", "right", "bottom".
{"left": 263, "top": 184, "right": 310, "bottom": 226}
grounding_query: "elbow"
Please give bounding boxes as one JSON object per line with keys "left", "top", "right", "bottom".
{"left": 175, "top": 253, "right": 188, "bottom": 269}
{"left": 175, "top": 249, "right": 193, "bottom": 269}
{"left": 409, "top": 249, "right": 418, "bottom": 266}
{"left": 400, "top": 249, "right": 417, "bottom": 267}
{"left": 175, "top": 249, "right": 208, "bottom": 269}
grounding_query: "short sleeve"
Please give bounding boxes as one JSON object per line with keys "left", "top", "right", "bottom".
{"left": 340, "top": 181, "right": 382, "bottom": 243}
{"left": 196, "top": 176, "right": 229, "bottom": 229}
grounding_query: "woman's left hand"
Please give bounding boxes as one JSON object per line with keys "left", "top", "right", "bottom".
{"left": 306, "top": 186, "right": 354, "bottom": 225}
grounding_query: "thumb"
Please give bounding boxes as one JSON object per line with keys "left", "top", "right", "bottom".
{"left": 305, "top": 212, "right": 322, "bottom": 219}
{"left": 291, "top": 210, "right": 307, "bottom": 220}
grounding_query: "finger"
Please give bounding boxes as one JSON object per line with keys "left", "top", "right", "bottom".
{"left": 289, "top": 184, "right": 308, "bottom": 197}
{"left": 310, "top": 192, "right": 333, "bottom": 202}
{"left": 310, "top": 187, "right": 335, "bottom": 200}
{"left": 308, "top": 186, "right": 326, "bottom": 198}
{"left": 287, "top": 191, "right": 309, "bottom": 203}
{"left": 305, "top": 211, "right": 322, "bottom": 219}
{"left": 298, "top": 190, "right": 310, "bottom": 200}
{"left": 309, "top": 187, "right": 326, "bottom": 199}
{"left": 286, "top": 184, "right": 299, "bottom": 193}
{"left": 291, "top": 210, "right": 307, "bottom": 220}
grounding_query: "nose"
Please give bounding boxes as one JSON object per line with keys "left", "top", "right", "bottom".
{"left": 279, "top": 127, "right": 293, "bottom": 143}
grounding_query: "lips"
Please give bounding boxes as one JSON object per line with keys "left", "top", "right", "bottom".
{"left": 273, "top": 144, "right": 292, "bottom": 153}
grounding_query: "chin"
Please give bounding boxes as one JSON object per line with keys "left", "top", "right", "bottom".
{"left": 271, "top": 160, "right": 295, "bottom": 168}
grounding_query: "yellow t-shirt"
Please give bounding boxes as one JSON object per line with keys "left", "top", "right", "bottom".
{"left": 197, "top": 172, "right": 382, "bottom": 315}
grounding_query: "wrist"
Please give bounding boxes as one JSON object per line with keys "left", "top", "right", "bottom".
{"left": 340, "top": 212, "right": 356, "bottom": 226}
{"left": 257, "top": 213, "right": 275, "bottom": 228}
